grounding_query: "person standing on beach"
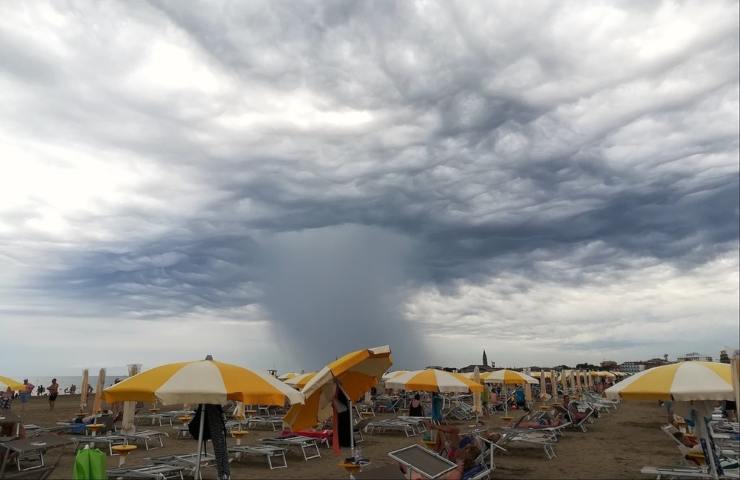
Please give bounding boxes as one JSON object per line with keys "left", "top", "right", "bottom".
{"left": 19, "top": 379, "right": 33, "bottom": 411}
{"left": 69, "top": 384, "right": 77, "bottom": 395}
{"left": 47, "top": 379, "right": 59, "bottom": 411}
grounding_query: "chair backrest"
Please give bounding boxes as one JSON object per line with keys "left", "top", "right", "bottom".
{"left": 661, "top": 424, "right": 694, "bottom": 455}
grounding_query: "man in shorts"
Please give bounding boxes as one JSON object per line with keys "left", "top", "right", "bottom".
{"left": 19, "top": 379, "right": 34, "bottom": 411}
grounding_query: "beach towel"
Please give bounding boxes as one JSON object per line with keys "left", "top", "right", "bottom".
{"left": 73, "top": 447, "right": 107, "bottom": 480}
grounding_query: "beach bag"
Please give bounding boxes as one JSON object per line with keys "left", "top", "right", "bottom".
{"left": 73, "top": 447, "right": 107, "bottom": 480}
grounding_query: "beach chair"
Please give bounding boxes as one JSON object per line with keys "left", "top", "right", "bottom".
{"left": 0, "top": 435, "right": 73, "bottom": 474}
{"left": 71, "top": 434, "right": 128, "bottom": 456}
{"left": 151, "top": 453, "right": 215, "bottom": 479}
{"left": 228, "top": 444, "right": 288, "bottom": 469}
{"left": 108, "top": 463, "right": 187, "bottom": 479}
{"left": 388, "top": 444, "right": 457, "bottom": 479}
{"left": 491, "top": 431, "right": 557, "bottom": 460}
{"left": 364, "top": 419, "right": 416, "bottom": 437}
{"left": 122, "top": 430, "right": 168, "bottom": 450}
{"left": 639, "top": 465, "right": 714, "bottom": 479}
{"left": 261, "top": 435, "right": 320, "bottom": 461}
{"left": 396, "top": 416, "right": 430, "bottom": 433}
{"left": 245, "top": 416, "right": 283, "bottom": 431}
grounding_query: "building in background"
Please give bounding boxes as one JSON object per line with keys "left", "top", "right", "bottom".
{"left": 644, "top": 357, "right": 670, "bottom": 369}
{"left": 601, "top": 360, "right": 618, "bottom": 370}
{"left": 618, "top": 361, "right": 646, "bottom": 373}
{"left": 719, "top": 350, "right": 730, "bottom": 363}
{"left": 677, "top": 352, "right": 713, "bottom": 362}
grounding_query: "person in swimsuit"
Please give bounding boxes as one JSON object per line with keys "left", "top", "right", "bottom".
{"left": 409, "top": 393, "right": 424, "bottom": 416}
{"left": 47, "top": 379, "right": 59, "bottom": 411}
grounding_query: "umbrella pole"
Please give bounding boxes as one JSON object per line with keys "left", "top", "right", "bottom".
{"left": 194, "top": 403, "right": 205, "bottom": 480}
{"left": 349, "top": 399, "right": 355, "bottom": 454}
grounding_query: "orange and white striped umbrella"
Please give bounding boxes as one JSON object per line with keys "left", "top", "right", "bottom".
{"left": 104, "top": 358, "right": 304, "bottom": 406}
{"left": 479, "top": 369, "right": 538, "bottom": 385}
{"left": 386, "top": 369, "right": 484, "bottom": 393}
{"left": 605, "top": 362, "right": 733, "bottom": 401}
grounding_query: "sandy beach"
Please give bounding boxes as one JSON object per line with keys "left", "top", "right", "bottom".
{"left": 6, "top": 394, "right": 683, "bottom": 479}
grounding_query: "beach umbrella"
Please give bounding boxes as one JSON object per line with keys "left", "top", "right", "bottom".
{"left": 560, "top": 370, "right": 568, "bottom": 395}
{"left": 539, "top": 371, "right": 546, "bottom": 399}
{"left": 574, "top": 370, "right": 582, "bottom": 392}
{"left": 121, "top": 364, "right": 141, "bottom": 434}
{"left": 92, "top": 368, "right": 106, "bottom": 414}
{"left": 605, "top": 362, "right": 734, "bottom": 479}
{"left": 732, "top": 355, "right": 740, "bottom": 413}
{"left": 80, "top": 369, "right": 89, "bottom": 413}
{"left": 0, "top": 376, "right": 23, "bottom": 391}
{"left": 385, "top": 369, "right": 484, "bottom": 394}
{"left": 472, "top": 367, "right": 482, "bottom": 416}
{"left": 284, "top": 372, "right": 317, "bottom": 389}
{"left": 569, "top": 370, "right": 576, "bottom": 393}
{"left": 278, "top": 372, "right": 299, "bottom": 381}
{"left": 549, "top": 371, "right": 558, "bottom": 401}
{"left": 105, "top": 356, "right": 304, "bottom": 479}
{"left": 381, "top": 370, "right": 409, "bottom": 382}
{"left": 478, "top": 369, "right": 538, "bottom": 385}
{"left": 284, "top": 345, "right": 392, "bottom": 453}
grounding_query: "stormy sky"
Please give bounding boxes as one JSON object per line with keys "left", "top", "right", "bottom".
{"left": 1, "top": 1, "right": 738, "bottom": 375}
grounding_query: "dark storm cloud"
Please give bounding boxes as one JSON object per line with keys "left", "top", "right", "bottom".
{"left": 0, "top": 0, "right": 738, "bottom": 367}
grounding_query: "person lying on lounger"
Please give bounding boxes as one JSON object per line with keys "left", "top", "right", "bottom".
{"left": 428, "top": 423, "right": 500, "bottom": 460}
{"left": 398, "top": 444, "right": 483, "bottom": 480}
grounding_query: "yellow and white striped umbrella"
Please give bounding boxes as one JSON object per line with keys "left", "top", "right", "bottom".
{"left": 386, "top": 369, "right": 484, "bottom": 393}
{"left": 284, "top": 372, "right": 317, "bottom": 389}
{"left": 0, "top": 375, "right": 23, "bottom": 391}
{"left": 381, "top": 370, "right": 409, "bottom": 382}
{"left": 476, "top": 369, "right": 538, "bottom": 385}
{"left": 104, "top": 358, "right": 304, "bottom": 406}
{"left": 285, "top": 345, "right": 392, "bottom": 430}
{"left": 605, "top": 362, "right": 733, "bottom": 401}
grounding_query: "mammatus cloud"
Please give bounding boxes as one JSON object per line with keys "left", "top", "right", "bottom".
{"left": 0, "top": 1, "right": 737, "bottom": 373}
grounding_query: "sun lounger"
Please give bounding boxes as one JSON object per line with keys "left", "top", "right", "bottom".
{"left": 289, "top": 430, "right": 333, "bottom": 448}
{"left": 0, "top": 434, "right": 73, "bottom": 475}
{"left": 71, "top": 434, "right": 128, "bottom": 456}
{"left": 151, "top": 453, "right": 215, "bottom": 479}
{"left": 640, "top": 465, "right": 714, "bottom": 479}
{"left": 388, "top": 444, "right": 457, "bottom": 479}
{"left": 396, "top": 416, "right": 430, "bottom": 433}
{"left": 108, "top": 463, "right": 186, "bottom": 479}
{"left": 365, "top": 419, "right": 416, "bottom": 437}
{"left": 261, "top": 435, "right": 320, "bottom": 461}
{"left": 123, "top": 430, "right": 168, "bottom": 450}
{"left": 245, "top": 416, "right": 283, "bottom": 431}
{"left": 229, "top": 444, "right": 287, "bottom": 469}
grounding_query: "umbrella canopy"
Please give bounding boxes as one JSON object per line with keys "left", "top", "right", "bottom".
{"left": 381, "top": 370, "right": 409, "bottom": 382}
{"left": 605, "top": 362, "right": 733, "bottom": 401}
{"left": 284, "top": 372, "right": 317, "bottom": 389}
{"left": 478, "top": 369, "right": 538, "bottom": 385}
{"left": 104, "top": 359, "right": 304, "bottom": 406}
{"left": 284, "top": 345, "right": 392, "bottom": 430}
{"left": 386, "top": 369, "right": 484, "bottom": 393}
{"left": 278, "top": 372, "right": 299, "bottom": 381}
{"left": 0, "top": 376, "right": 23, "bottom": 391}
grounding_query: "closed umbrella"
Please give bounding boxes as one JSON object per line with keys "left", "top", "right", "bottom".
{"left": 472, "top": 367, "right": 482, "bottom": 416}
{"left": 92, "top": 368, "right": 106, "bottom": 414}
{"left": 105, "top": 356, "right": 303, "bottom": 479}
{"left": 121, "top": 364, "right": 141, "bottom": 434}
{"left": 549, "top": 371, "right": 558, "bottom": 401}
{"left": 605, "top": 362, "right": 734, "bottom": 479}
{"left": 80, "top": 369, "right": 89, "bottom": 413}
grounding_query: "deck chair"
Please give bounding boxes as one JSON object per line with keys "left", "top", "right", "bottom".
{"left": 261, "top": 435, "right": 320, "bottom": 461}
{"left": 388, "top": 444, "right": 457, "bottom": 479}
{"left": 107, "top": 463, "right": 186, "bottom": 479}
{"left": 229, "top": 444, "right": 287, "bottom": 469}
{"left": 151, "top": 453, "right": 215, "bottom": 479}
{"left": 364, "top": 419, "right": 416, "bottom": 437}
{"left": 639, "top": 465, "right": 714, "bottom": 479}
{"left": 123, "top": 430, "right": 168, "bottom": 450}
{"left": 492, "top": 431, "right": 557, "bottom": 460}
{"left": 245, "top": 416, "right": 283, "bottom": 431}
{"left": 71, "top": 434, "right": 128, "bottom": 456}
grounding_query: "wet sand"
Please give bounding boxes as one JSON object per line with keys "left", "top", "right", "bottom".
{"left": 7, "top": 395, "right": 680, "bottom": 479}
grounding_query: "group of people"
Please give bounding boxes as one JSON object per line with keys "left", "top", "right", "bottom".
{"left": 2, "top": 378, "right": 62, "bottom": 411}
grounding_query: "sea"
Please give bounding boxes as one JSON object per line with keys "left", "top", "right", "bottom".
{"left": 21, "top": 376, "right": 128, "bottom": 395}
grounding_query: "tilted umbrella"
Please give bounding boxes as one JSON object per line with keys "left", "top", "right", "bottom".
{"left": 105, "top": 356, "right": 304, "bottom": 479}
{"left": 605, "top": 362, "right": 733, "bottom": 479}
{"left": 0, "top": 376, "right": 23, "bottom": 391}
{"left": 284, "top": 345, "right": 392, "bottom": 453}
{"left": 284, "top": 372, "right": 317, "bottom": 389}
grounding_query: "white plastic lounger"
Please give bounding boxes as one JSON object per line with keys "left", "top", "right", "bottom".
{"left": 640, "top": 465, "right": 714, "bottom": 479}
{"left": 229, "top": 444, "right": 288, "bottom": 469}
{"left": 261, "top": 436, "right": 320, "bottom": 461}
